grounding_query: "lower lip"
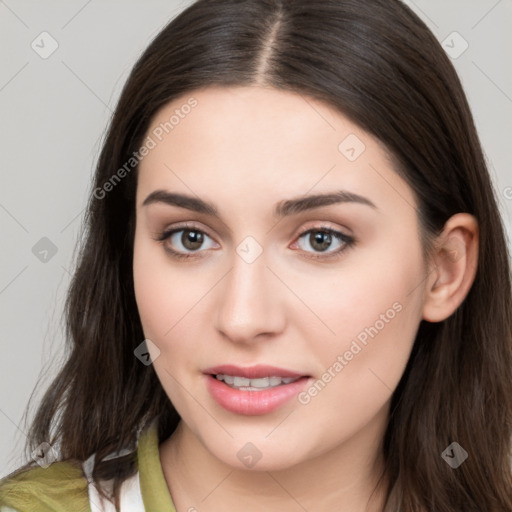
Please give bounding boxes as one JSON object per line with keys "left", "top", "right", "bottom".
{"left": 205, "top": 374, "right": 310, "bottom": 415}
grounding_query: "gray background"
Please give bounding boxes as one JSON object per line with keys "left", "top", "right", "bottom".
{"left": 1, "top": 0, "right": 511, "bottom": 478}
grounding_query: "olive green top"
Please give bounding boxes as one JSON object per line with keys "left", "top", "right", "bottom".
{"left": 0, "top": 421, "right": 177, "bottom": 511}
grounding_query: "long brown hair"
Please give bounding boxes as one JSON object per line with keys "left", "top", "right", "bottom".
{"left": 8, "top": 0, "right": 512, "bottom": 510}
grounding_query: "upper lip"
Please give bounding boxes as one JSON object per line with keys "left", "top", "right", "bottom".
{"left": 203, "top": 364, "right": 308, "bottom": 379}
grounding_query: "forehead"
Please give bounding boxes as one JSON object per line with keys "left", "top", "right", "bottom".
{"left": 136, "top": 86, "right": 415, "bottom": 218}
{"left": 144, "top": 85, "right": 345, "bottom": 167}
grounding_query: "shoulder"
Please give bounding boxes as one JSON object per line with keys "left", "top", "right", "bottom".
{"left": 0, "top": 460, "right": 91, "bottom": 512}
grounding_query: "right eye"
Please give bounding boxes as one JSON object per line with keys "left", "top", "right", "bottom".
{"left": 157, "top": 226, "right": 219, "bottom": 259}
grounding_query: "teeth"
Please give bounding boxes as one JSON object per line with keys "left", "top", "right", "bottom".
{"left": 233, "top": 376, "right": 251, "bottom": 387}
{"left": 215, "top": 374, "right": 301, "bottom": 390}
{"left": 269, "top": 376, "right": 282, "bottom": 386}
{"left": 250, "top": 377, "right": 270, "bottom": 388}
{"left": 223, "top": 375, "right": 235, "bottom": 385}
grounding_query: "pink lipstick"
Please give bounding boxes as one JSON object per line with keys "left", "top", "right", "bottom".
{"left": 203, "top": 364, "right": 311, "bottom": 415}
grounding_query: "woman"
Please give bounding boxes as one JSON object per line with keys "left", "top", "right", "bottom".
{"left": 1, "top": 0, "right": 511, "bottom": 510}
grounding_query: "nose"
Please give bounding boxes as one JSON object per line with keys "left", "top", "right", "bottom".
{"left": 214, "top": 251, "right": 286, "bottom": 344}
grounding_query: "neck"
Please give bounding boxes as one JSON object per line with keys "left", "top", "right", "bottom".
{"left": 160, "top": 406, "right": 390, "bottom": 512}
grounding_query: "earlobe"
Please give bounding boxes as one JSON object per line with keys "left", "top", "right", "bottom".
{"left": 422, "top": 213, "right": 479, "bottom": 323}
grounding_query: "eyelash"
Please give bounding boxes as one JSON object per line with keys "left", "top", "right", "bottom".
{"left": 155, "top": 224, "right": 355, "bottom": 261}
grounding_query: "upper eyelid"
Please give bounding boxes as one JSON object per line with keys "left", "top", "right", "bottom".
{"left": 160, "top": 222, "right": 216, "bottom": 239}
{"left": 292, "top": 221, "right": 353, "bottom": 242}
{"left": 296, "top": 225, "right": 347, "bottom": 237}
{"left": 160, "top": 221, "right": 348, "bottom": 236}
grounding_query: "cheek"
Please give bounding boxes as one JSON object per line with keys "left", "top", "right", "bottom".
{"left": 293, "top": 236, "right": 425, "bottom": 429}
{"left": 133, "top": 231, "right": 209, "bottom": 341}
{"left": 133, "top": 241, "right": 217, "bottom": 432}
{"left": 132, "top": 234, "right": 202, "bottom": 410}
{"left": 133, "top": 235, "right": 172, "bottom": 340}
{"left": 291, "top": 230, "right": 425, "bottom": 351}
{"left": 295, "top": 301, "right": 420, "bottom": 451}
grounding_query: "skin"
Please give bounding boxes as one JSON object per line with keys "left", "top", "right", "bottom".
{"left": 133, "top": 85, "right": 478, "bottom": 512}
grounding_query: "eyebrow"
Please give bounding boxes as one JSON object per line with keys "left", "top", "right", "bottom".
{"left": 142, "top": 189, "right": 377, "bottom": 217}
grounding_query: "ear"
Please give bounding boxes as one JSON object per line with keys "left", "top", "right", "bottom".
{"left": 422, "top": 213, "right": 479, "bottom": 323}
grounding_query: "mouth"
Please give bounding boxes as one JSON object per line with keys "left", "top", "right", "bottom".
{"left": 203, "top": 365, "right": 312, "bottom": 415}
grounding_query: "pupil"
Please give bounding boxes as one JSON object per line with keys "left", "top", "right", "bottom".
{"left": 311, "top": 231, "right": 331, "bottom": 252}
{"left": 183, "top": 230, "right": 203, "bottom": 250}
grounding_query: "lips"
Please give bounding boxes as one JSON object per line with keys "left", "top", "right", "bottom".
{"left": 203, "top": 364, "right": 311, "bottom": 415}
{"left": 203, "top": 364, "right": 307, "bottom": 379}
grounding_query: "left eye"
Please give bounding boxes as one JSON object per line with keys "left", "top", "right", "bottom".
{"left": 295, "top": 228, "right": 351, "bottom": 255}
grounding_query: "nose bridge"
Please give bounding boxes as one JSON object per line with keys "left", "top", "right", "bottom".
{"left": 214, "top": 247, "right": 284, "bottom": 342}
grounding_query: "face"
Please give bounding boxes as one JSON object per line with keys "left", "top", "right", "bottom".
{"left": 133, "top": 85, "right": 428, "bottom": 471}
